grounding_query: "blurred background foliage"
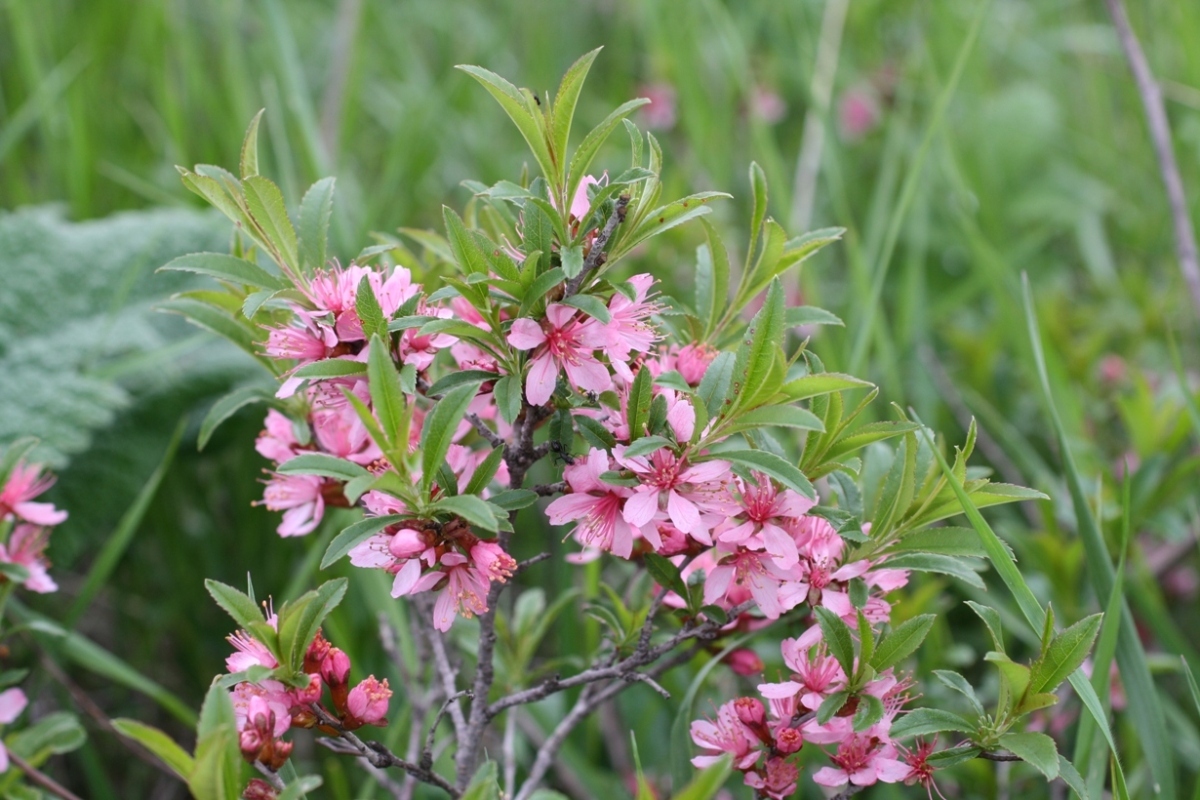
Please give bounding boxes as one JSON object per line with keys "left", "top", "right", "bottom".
{"left": 2, "top": 0, "right": 1200, "bottom": 796}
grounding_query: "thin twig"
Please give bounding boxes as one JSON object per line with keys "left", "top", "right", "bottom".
{"left": 310, "top": 704, "right": 459, "bottom": 797}
{"left": 422, "top": 603, "right": 468, "bottom": 741}
{"left": 254, "top": 763, "right": 286, "bottom": 790}
{"left": 424, "top": 690, "right": 473, "bottom": 770}
{"left": 532, "top": 481, "right": 567, "bottom": 497}
{"left": 8, "top": 751, "right": 85, "bottom": 800}
{"left": 563, "top": 195, "right": 631, "bottom": 299}
{"left": 1105, "top": 0, "right": 1200, "bottom": 314}
{"left": 515, "top": 552, "right": 552, "bottom": 572}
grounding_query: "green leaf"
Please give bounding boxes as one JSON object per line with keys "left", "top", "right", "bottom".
{"left": 626, "top": 366, "right": 653, "bottom": 441}
{"left": 709, "top": 449, "right": 815, "bottom": 500}
{"left": 696, "top": 220, "right": 730, "bottom": 339}
{"left": 1029, "top": 613, "right": 1103, "bottom": 695}
{"left": 429, "top": 370, "right": 501, "bottom": 397}
{"left": 159, "top": 297, "right": 261, "bottom": 359}
{"left": 778, "top": 372, "right": 872, "bottom": 402}
{"left": 291, "top": 358, "right": 368, "bottom": 379}
{"left": 240, "top": 109, "right": 264, "bottom": 178}
{"left": 463, "top": 447, "right": 505, "bottom": 496}
{"left": 622, "top": 435, "right": 672, "bottom": 459}
{"left": 933, "top": 669, "right": 986, "bottom": 716}
{"left": 0, "top": 562, "right": 30, "bottom": 583}
{"left": 356, "top": 275, "right": 388, "bottom": 341}
{"left": 888, "top": 527, "right": 993, "bottom": 559}
{"left": 368, "top": 332, "right": 407, "bottom": 448}
{"left": 189, "top": 682, "right": 242, "bottom": 800}
{"left": 879, "top": 552, "right": 986, "bottom": 589}
{"left": 824, "top": 420, "right": 922, "bottom": 462}
{"left": 433, "top": 494, "right": 500, "bottom": 532}
{"left": 561, "top": 243, "right": 584, "bottom": 279}
{"left": 159, "top": 252, "right": 284, "bottom": 290}
{"left": 112, "top": 719, "right": 194, "bottom": 779}
{"left": 871, "top": 614, "right": 935, "bottom": 672}
{"left": 420, "top": 381, "right": 483, "bottom": 495}
{"left": 457, "top": 65, "right": 557, "bottom": 192}
{"left": 198, "top": 386, "right": 270, "bottom": 450}
{"left": 697, "top": 351, "right": 736, "bottom": 417}
{"left": 966, "top": 600, "right": 1006, "bottom": 653}
{"left": 576, "top": 415, "right": 616, "bottom": 449}
{"left": 444, "top": 206, "right": 491, "bottom": 275}
{"left": 1058, "top": 755, "right": 1091, "bottom": 800}
{"left": 493, "top": 375, "right": 522, "bottom": 425}
{"left": 618, "top": 192, "right": 729, "bottom": 259}
{"left": 728, "top": 279, "right": 784, "bottom": 414}
{"left": 487, "top": 489, "right": 539, "bottom": 511}
{"left": 852, "top": 693, "right": 885, "bottom": 732}
{"left": 277, "top": 578, "right": 348, "bottom": 672}
{"left": 278, "top": 776, "right": 324, "bottom": 800}
{"left": 816, "top": 690, "right": 850, "bottom": 724}
{"left": 998, "top": 732, "right": 1060, "bottom": 780}
{"left": 985, "top": 651, "right": 1031, "bottom": 718}
{"left": 552, "top": 48, "right": 601, "bottom": 193}
{"left": 243, "top": 174, "right": 299, "bottom": 270}
{"left": 785, "top": 305, "right": 844, "bottom": 328}
{"left": 276, "top": 453, "right": 369, "bottom": 482}
{"left": 889, "top": 707, "right": 977, "bottom": 739}
{"left": 644, "top": 553, "right": 688, "bottom": 601}
{"left": 814, "top": 606, "right": 855, "bottom": 676}
{"left": 205, "top": 579, "right": 266, "bottom": 631}
{"left": 726, "top": 405, "right": 824, "bottom": 434}
{"left": 321, "top": 514, "right": 408, "bottom": 569}
{"left": 298, "top": 177, "right": 335, "bottom": 272}
{"left": 8, "top": 711, "right": 87, "bottom": 765}
{"left": 560, "top": 293, "right": 610, "bottom": 323}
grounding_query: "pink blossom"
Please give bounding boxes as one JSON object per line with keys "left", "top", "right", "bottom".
{"left": 839, "top": 87, "right": 881, "bottom": 140}
{"left": 470, "top": 541, "right": 516, "bottom": 584}
{"left": 750, "top": 87, "right": 787, "bottom": 124}
{"left": 717, "top": 474, "right": 815, "bottom": 569}
{"left": 676, "top": 343, "right": 718, "bottom": 384}
{"left": 690, "top": 700, "right": 760, "bottom": 770}
{"left": 603, "top": 274, "right": 660, "bottom": 379}
{"left": 0, "top": 462, "right": 68, "bottom": 526}
{"left": 508, "top": 305, "right": 611, "bottom": 405}
{"left": 546, "top": 448, "right": 640, "bottom": 558}
{"left": 637, "top": 83, "right": 677, "bottom": 131}
{"left": 812, "top": 735, "right": 911, "bottom": 789}
{"left": 429, "top": 553, "right": 491, "bottom": 632}
{"left": 397, "top": 302, "right": 457, "bottom": 371}
{"left": 232, "top": 682, "right": 291, "bottom": 738}
{"left": 745, "top": 757, "right": 799, "bottom": 800}
{"left": 256, "top": 409, "right": 301, "bottom": 463}
{"left": 726, "top": 648, "right": 764, "bottom": 676}
{"left": 758, "top": 628, "right": 846, "bottom": 711}
{"left": 568, "top": 175, "right": 601, "bottom": 221}
{"left": 0, "top": 524, "right": 57, "bottom": 593}
{"left": 264, "top": 314, "right": 336, "bottom": 362}
{"left": 0, "top": 687, "right": 27, "bottom": 772}
{"left": 226, "top": 627, "right": 279, "bottom": 673}
{"left": 616, "top": 447, "right": 729, "bottom": 543}
{"left": 261, "top": 473, "right": 325, "bottom": 537}
{"left": 347, "top": 675, "right": 392, "bottom": 726}
{"left": 703, "top": 550, "right": 799, "bottom": 619}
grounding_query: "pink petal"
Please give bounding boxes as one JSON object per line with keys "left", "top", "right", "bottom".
{"left": 0, "top": 689, "right": 27, "bottom": 725}
{"left": 546, "top": 493, "right": 599, "bottom": 525}
{"left": 433, "top": 589, "right": 456, "bottom": 632}
{"left": 757, "top": 681, "right": 801, "bottom": 699}
{"left": 563, "top": 355, "right": 612, "bottom": 394}
{"left": 812, "top": 767, "right": 849, "bottom": 788}
{"left": 525, "top": 352, "right": 559, "bottom": 406}
{"left": 507, "top": 319, "right": 546, "bottom": 350}
{"left": 667, "top": 490, "right": 700, "bottom": 533}
{"left": 761, "top": 523, "right": 799, "bottom": 569}
{"left": 390, "top": 559, "right": 424, "bottom": 597}
{"left": 13, "top": 502, "right": 66, "bottom": 526}
{"left": 622, "top": 489, "right": 660, "bottom": 527}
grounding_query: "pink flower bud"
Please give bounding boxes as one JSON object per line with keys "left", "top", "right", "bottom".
{"left": 321, "top": 648, "right": 351, "bottom": 686}
{"left": 304, "top": 632, "right": 331, "bottom": 673}
{"left": 733, "top": 697, "right": 765, "bottom": 727}
{"left": 242, "top": 778, "right": 279, "bottom": 800}
{"left": 727, "top": 648, "right": 764, "bottom": 676}
{"left": 774, "top": 727, "right": 803, "bottom": 755}
{"left": 388, "top": 528, "right": 427, "bottom": 559}
{"left": 470, "top": 541, "right": 516, "bottom": 583}
{"left": 676, "top": 343, "right": 717, "bottom": 385}
{"left": 346, "top": 675, "right": 391, "bottom": 727}
{"left": 291, "top": 673, "right": 322, "bottom": 705}
{"left": 239, "top": 728, "right": 264, "bottom": 759}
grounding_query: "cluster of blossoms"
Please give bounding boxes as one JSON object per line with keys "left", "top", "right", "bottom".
{"left": 692, "top": 623, "right": 943, "bottom": 799}
{"left": 0, "top": 459, "right": 67, "bottom": 593}
{"left": 226, "top": 620, "right": 391, "bottom": 771}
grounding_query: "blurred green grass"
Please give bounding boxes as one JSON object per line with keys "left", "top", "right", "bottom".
{"left": 3, "top": 0, "right": 1200, "bottom": 796}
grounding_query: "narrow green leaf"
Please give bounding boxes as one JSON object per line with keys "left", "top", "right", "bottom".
{"left": 205, "top": 580, "right": 266, "bottom": 631}
{"left": 552, "top": 48, "right": 602, "bottom": 196}
{"left": 356, "top": 275, "right": 388, "bottom": 341}
{"left": 159, "top": 252, "right": 285, "bottom": 290}
{"left": 368, "top": 332, "right": 406, "bottom": 447}
{"left": 778, "top": 372, "right": 872, "bottom": 402}
{"left": 560, "top": 293, "right": 610, "bottom": 323}
{"left": 291, "top": 359, "right": 368, "bottom": 379}
{"left": 277, "top": 578, "right": 348, "bottom": 672}
{"left": 457, "top": 65, "right": 557, "bottom": 190}
{"left": 276, "top": 453, "right": 369, "bottom": 482}
{"left": 728, "top": 279, "right": 784, "bottom": 414}
{"left": 244, "top": 174, "right": 299, "bottom": 269}
{"left": 433, "top": 495, "right": 500, "bottom": 532}
{"left": 966, "top": 601, "right": 1006, "bottom": 653}
{"left": 626, "top": 367, "right": 653, "bottom": 441}
{"left": 321, "top": 515, "right": 407, "bottom": 570}
{"left": 709, "top": 449, "right": 815, "bottom": 500}
{"left": 998, "top": 732, "right": 1060, "bottom": 780}
{"left": 697, "top": 351, "right": 736, "bottom": 417}
{"left": 112, "top": 719, "right": 194, "bottom": 779}
{"left": 889, "top": 708, "right": 977, "bottom": 739}
{"left": 871, "top": 614, "right": 935, "bottom": 672}
{"left": 493, "top": 375, "right": 522, "bottom": 425}
{"left": 1029, "top": 613, "right": 1103, "bottom": 695}
{"left": 814, "top": 607, "right": 855, "bottom": 677}
{"left": 240, "top": 109, "right": 265, "bottom": 178}
{"left": 644, "top": 553, "right": 688, "bottom": 601}
{"left": 880, "top": 553, "right": 986, "bottom": 589}
{"left": 420, "top": 382, "right": 483, "bottom": 495}
{"left": 298, "top": 177, "right": 335, "bottom": 272}
{"left": 567, "top": 98, "right": 651, "bottom": 206}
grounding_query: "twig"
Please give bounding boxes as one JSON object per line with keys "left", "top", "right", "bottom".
{"left": 563, "top": 195, "right": 630, "bottom": 299}
{"left": 421, "top": 603, "right": 468, "bottom": 741}
{"left": 979, "top": 751, "right": 1024, "bottom": 762}
{"left": 532, "top": 481, "right": 567, "bottom": 496}
{"left": 254, "top": 763, "right": 286, "bottom": 790}
{"left": 424, "top": 690, "right": 473, "bottom": 770}
{"left": 310, "top": 704, "right": 459, "bottom": 797}
{"left": 515, "top": 552, "right": 552, "bottom": 572}
{"left": 465, "top": 412, "right": 506, "bottom": 450}
{"left": 8, "top": 751, "right": 85, "bottom": 800}
{"left": 1105, "top": 0, "right": 1200, "bottom": 315}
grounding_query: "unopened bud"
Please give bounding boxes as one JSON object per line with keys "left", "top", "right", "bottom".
{"left": 292, "top": 673, "right": 322, "bottom": 705}
{"left": 242, "top": 779, "right": 279, "bottom": 800}
{"left": 304, "top": 631, "right": 331, "bottom": 673}
{"left": 733, "top": 696, "right": 765, "bottom": 727}
{"left": 775, "top": 727, "right": 803, "bottom": 754}
{"left": 726, "top": 648, "right": 764, "bottom": 676}
{"left": 321, "top": 647, "right": 351, "bottom": 686}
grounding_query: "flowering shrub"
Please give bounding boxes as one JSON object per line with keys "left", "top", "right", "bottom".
{"left": 97, "top": 51, "right": 1111, "bottom": 799}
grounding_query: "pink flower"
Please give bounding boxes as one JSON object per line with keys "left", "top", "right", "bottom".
{"left": 226, "top": 627, "right": 280, "bottom": 673}
{"left": 726, "top": 648, "right": 764, "bottom": 676}
{"left": 676, "top": 343, "right": 717, "bottom": 385}
{"left": 232, "top": 683, "right": 291, "bottom": 738}
{"left": 603, "top": 274, "right": 660, "bottom": 379}
{"left": 264, "top": 314, "right": 335, "bottom": 362}
{"left": 637, "top": 83, "right": 677, "bottom": 131}
{"left": 758, "top": 628, "right": 845, "bottom": 712}
{"left": 616, "top": 447, "right": 729, "bottom": 543}
{"left": 261, "top": 474, "right": 325, "bottom": 537}
{"left": 0, "top": 462, "right": 67, "bottom": 526}
{"left": 508, "top": 305, "right": 611, "bottom": 405}
{"left": 703, "top": 550, "right": 800, "bottom": 620}
{"left": 546, "top": 448, "right": 640, "bottom": 558}
{"left": 347, "top": 675, "right": 391, "bottom": 726}
{"left": 430, "top": 553, "right": 491, "bottom": 632}
{"left": 690, "top": 700, "right": 760, "bottom": 770}
{"left": 745, "top": 757, "right": 799, "bottom": 799}
{"left": 256, "top": 409, "right": 301, "bottom": 464}
{"left": 839, "top": 86, "right": 881, "bottom": 140}
{"left": 569, "top": 175, "right": 601, "bottom": 221}
{"left": 0, "top": 524, "right": 57, "bottom": 593}
{"left": 717, "top": 474, "right": 815, "bottom": 570}
{"left": 0, "top": 687, "right": 27, "bottom": 772}
{"left": 470, "top": 541, "right": 516, "bottom": 584}
{"left": 812, "top": 735, "right": 911, "bottom": 789}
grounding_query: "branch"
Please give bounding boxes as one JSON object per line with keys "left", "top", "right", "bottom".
{"left": 310, "top": 704, "right": 459, "bottom": 797}
{"left": 1105, "top": 0, "right": 1200, "bottom": 314}
{"left": 8, "top": 751, "right": 85, "bottom": 800}
{"left": 532, "top": 481, "right": 567, "bottom": 497}
{"left": 563, "top": 194, "right": 631, "bottom": 299}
